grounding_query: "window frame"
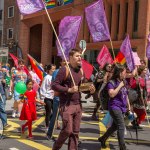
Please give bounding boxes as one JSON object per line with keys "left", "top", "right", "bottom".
{"left": 7, "top": 28, "right": 13, "bottom": 39}
{"left": 8, "top": 6, "right": 14, "bottom": 18}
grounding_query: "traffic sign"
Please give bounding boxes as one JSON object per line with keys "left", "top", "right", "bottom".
{"left": 79, "top": 40, "right": 86, "bottom": 50}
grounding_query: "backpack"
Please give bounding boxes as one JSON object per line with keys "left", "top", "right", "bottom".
{"left": 99, "top": 80, "right": 115, "bottom": 110}
{"left": 54, "top": 66, "right": 83, "bottom": 96}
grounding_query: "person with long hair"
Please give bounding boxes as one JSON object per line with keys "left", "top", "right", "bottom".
{"left": 130, "top": 66, "right": 147, "bottom": 128}
{"left": 98, "top": 63, "right": 131, "bottom": 150}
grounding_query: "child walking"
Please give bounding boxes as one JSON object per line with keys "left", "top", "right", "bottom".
{"left": 19, "top": 79, "right": 44, "bottom": 139}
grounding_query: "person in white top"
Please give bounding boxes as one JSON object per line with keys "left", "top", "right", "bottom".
{"left": 40, "top": 64, "right": 56, "bottom": 130}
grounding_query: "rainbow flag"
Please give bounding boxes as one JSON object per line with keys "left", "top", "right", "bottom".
{"left": 27, "top": 54, "right": 47, "bottom": 81}
{"left": 64, "top": 0, "right": 74, "bottom": 5}
{"left": 114, "top": 51, "right": 126, "bottom": 65}
{"left": 45, "top": 0, "right": 56, "bottom": 9}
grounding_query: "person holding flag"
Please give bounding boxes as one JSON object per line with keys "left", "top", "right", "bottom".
{"left": 10, "top": 59, "right": 27, "bottom": 118}
{"left": 52, "top": 49, "right": 95, "bottom": 150}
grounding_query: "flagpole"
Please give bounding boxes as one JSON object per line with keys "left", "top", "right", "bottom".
{"left": 42, "top": 1, "right": 75, "bottom": 86}
{"left": 109, "top": 37, "right": 116, "bottom": 61}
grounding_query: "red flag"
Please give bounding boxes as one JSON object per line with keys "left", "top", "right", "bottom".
{"left": 9, "top": 53, "right": 18, "bottom": 68}
{"left": 96, "top": 45, "right": 113, "bottom": 68}
{"left": 114, "top": 51, "right": 126, "bottom": 65}
{"left": 9, "top": 52, "right": 29, "bottom": 75}
{"left": 81, "top": 59, "right": 93, "bottom": 80}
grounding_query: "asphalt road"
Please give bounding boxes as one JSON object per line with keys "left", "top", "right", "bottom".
{"left": 1, "top": 94, "right": 150, "bottom": 150}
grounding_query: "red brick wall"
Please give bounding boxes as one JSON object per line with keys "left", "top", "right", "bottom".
{"left": 3, "top": 0, "right": 20, "bottom": 45}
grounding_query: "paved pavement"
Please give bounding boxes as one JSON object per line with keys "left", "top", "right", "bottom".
{"left": 1, "top": 94, "right": 150, "bottom": 150}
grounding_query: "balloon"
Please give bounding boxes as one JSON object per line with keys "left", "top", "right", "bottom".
{"left": 15, "top": 82, "right": 27, "bottom": 94}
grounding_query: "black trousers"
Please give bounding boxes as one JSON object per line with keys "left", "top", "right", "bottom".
{"left": 44, "top": 98, "right": 53, "bottom": 127}
{"left": 102, "top": 109, "right": 125, "bottom": 147}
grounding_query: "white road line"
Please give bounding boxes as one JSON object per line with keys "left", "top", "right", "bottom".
{"left": 9, "top": 148, "right": 20, "bottom": 150}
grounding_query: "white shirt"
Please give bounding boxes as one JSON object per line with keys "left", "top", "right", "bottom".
{"left": 40, "top": 74, "right": 54, "bottom": 99}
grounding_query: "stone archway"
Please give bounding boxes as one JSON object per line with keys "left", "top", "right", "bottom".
{"left": 29, "top": 24, "right": 42, "bottom": 62}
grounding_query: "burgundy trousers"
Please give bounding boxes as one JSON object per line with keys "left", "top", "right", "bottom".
{"left": 52, "top": 104, "right": 82, "bottom": 150}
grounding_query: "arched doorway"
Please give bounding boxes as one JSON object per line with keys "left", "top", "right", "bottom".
{"left": 29, "top": 24, "right": 42, "bottom": 62}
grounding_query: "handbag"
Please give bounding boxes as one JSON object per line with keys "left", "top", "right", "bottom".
{"left": 128, "top": 88, "right": 138, "bottom": 103}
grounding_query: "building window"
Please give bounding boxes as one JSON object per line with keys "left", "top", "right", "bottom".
{"left": 7, "top": 28, "right": 13, "bottom": 39}
{"left": 133, "top": 0, "right": 139, "bottom": 32}
{"left": 0, "top": 10, "right": 2, "bottom": 20}
{"left": 8, "top": 6, "right": 14, "bottom": 18}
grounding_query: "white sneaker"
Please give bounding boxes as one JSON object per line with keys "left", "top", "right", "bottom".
{"left": 12, "top": 110, "right": 16, "bottom": 118}
{"left": 17, "top": 113, "right": 20, "bottom": 117}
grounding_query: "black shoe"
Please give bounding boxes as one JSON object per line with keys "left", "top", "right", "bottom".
{"left": 120, "top": 144, "right": 126, "bottom": 150}
{"left": 98, "top": 137, "right": 106, "bottom": 148}
{"left": 46, "top": 134, "right": 51, "bottom": 141}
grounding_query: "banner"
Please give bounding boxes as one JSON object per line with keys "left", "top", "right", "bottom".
{"left": 0, "top": 48, "right": 8, "bottom": 57}
{"left": 85, "top": 0, "right": 110, "bottom": 42}
{"left": 96, "top": 45, "right": 113, "bottom": 68}
{"left": 81, "top": 59, "right": 93, "bottom": 80}
{"left": 146, "top": 34, "right": 150, "bottom": 60}
{"left": 16, "top": 0, "right": 44, "bottom": 15}
{"left": 120, "top": 35, "right": 135, "bottom": 71}
{"left": 56, "top": 16, "right": 82, "bottom": 59}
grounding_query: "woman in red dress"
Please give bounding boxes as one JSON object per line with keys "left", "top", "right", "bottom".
{"left": 19, "top": 79, "right": 44, "bottom": 139}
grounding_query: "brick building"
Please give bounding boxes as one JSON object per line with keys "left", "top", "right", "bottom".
{"left": 2, "top": 0, "right": 150, "bottom": 67}
{"left": 0, "top": 0, "right": 4, "bottom": 47}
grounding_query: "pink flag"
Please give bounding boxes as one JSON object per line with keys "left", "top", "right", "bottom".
{"left": 16, "top": 0, "right": 44, "bottom": 15}
{"left": 85, "top": 0, "right": 110, "bottom": 42}
{"left": 132, "top": 52, "right": 141, "bottom": 66}
{"left": 96, "top": 45, "right": 113, "bottom": 68}
{"left": 81, "top": 59, "right": 93, "bottom": 80}
{"left": 9, "top": 53, "right": 18, "bottom": 68}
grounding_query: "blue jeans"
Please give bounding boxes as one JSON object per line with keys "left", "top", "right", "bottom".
{"left": 0, "top": 94, "right": 7, "bottom": 126}
{"left": 47, "top": 96, "right": 60, "bottom": 137}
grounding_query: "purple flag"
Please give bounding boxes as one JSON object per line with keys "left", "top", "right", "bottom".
{"left": 16, "top": 0, "right": 44, "bottom": 15}
{"left": 120, "top": 35, "right": 135, "bottom": 71}
{"left": 56, "top": 16, "right": 82, "bottom": 59}
{"left": 146, "top": 34, "right": 150, "bottom": 60}
{"left": 85, "top": 0, "right": 110, "bottom": 42}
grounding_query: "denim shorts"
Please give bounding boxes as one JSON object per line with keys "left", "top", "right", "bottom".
{"left": 14, "top": 90, "right": 20, "bottom": 101}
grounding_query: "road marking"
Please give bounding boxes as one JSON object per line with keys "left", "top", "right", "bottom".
{"left": 9, "top": 148, "right": 20, "bottom": 150}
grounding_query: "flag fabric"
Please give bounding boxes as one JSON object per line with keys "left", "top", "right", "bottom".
{"left": 45, "top": 0, "right": 56, "bottom": 9}
{"left": 120, "top": 35, "right": 135, "bottom": 71}
{"left": 81, "top": 59, "right": 93, "bottom": 80}
{"left": 114, "top": 51, "right": 126, "bottom": 65}
{"left": 85, "top": 0, "right": 110, "bottom": 42}
{"left": 132, "top": 52, "right": 141, "bottom": 66}
{"left": 16, "top": 0, "right": 44, "bottom": 15}
{"left": 9, "top": 53, "right": 18, "bottom": 68}
{"left": 9, "top": 53, "right": 29, "bottom": 75}
{"left": 28, "top": 54, "right": 47, "bottom": 81}
{"left": 56, "top": 16, "right": 82, "bottom": 59}
{"left": 64, "top": 0, "right": 74, "bottom": 5}
{"left": 96, "top": 45, "right": 113, "bottom": 68}
{"left": 146, "top": 34, "right": 150, "bottom": 60}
